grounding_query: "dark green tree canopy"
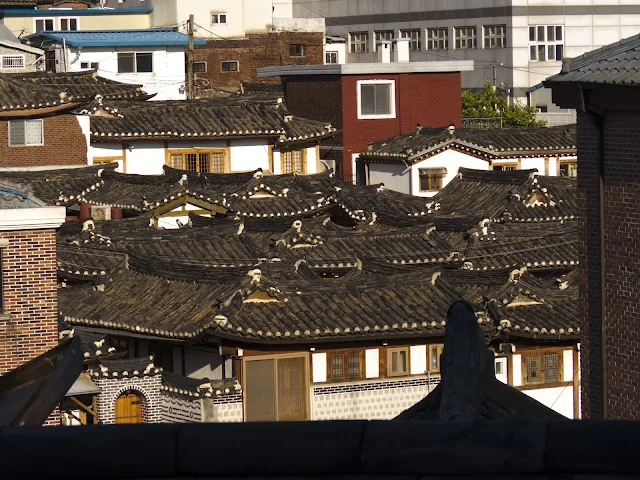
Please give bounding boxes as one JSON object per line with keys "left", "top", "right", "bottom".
{"left": 462, "top": 81, "right": 546, "bottom": 128}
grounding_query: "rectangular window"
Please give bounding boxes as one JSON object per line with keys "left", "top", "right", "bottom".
{"left": 483, "top": 24, "right": 506, "bottom": 48}
{"left": 427, "top": 28, "right": 448, "bottom": 50}
{"left": 358, "top": 80, "right": 395, "bottom": 118}
{"left": 60, "top": 18, "right": 79, "bottom": 31}
{"left": 529, "top": 25, "right": 564, "bottom": 61}
{"left": 244, "top": 355, "right": 309, "bottom": 421}
{"left": 419, "top": 168, "right": 446, "bottom": 192}
{"left": 327, "top": 351, "right": 362, "bottom": 381}
{"left": 429, "top": 344, "right": 444, "bottom": 372}
{"left": 35, "top": 18, "right": 55, "bottom": 32}
{"left": 559, "top": 161, "right": 577, "bottom": 178}
{"left": 80, "top": 61, "right": 99, "bottom": 70}
{"left": 388, "top": 347, "right": 409, "bottom": 376}
{"left": 325, "top": 51, "right": 338, "bottom": 64}
{"left": 290, "top": 44, "right": 305, "bottom": 57}
{"left": 117, "top": 52, "right": 153, "bottom": 73}
{"left": 169, "top": 149, "right": 227, "bottom": 173}
{"left": 211, "top": 13, "right": 227, "bottom": 24}
{"left": 401, "top": 29, "right": 421, "bottom": 51}
{"left": 523, "top": 351, "right": 562, "bottom": 385}
{"left": 493, "top": 164, "right": 518, "bottom": 171}
{"left": 349, "top": 32, "right": 369, "bottom": 53}
{"left": 282, "top": 149, "right": 305, "bottom": 174}
{"left": 330, "top": 354, "right": 344, "bottom": 379}
{"left": 8, "top": 120, "right": 43, "bottom": 147}
{"left": 193, "top": 61, "right": 207, "bottom": 73}
{"left": 454, "top": 26, "right": 476, "bottom": 49}
{"left": 375, "top": 30, "right": 394, "bottom": 51}
{"left": 1, "top": 55, "right": 25, "bottom": 69}
{"left": 221, "top": 60, "right": 239, "bottom": 72}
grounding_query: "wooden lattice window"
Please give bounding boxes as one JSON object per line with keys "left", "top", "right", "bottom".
{"left": 282, "top": 149, "right": 306, "bottom": 174}
{"left": 244, "top": 355, "right": 309, "bottom": 421}
{"left": 328, "top": 351, "right": 363, "bottom": 381}
{"left": 169, "top": 149, "right": 227, "bottom": 173}
{"left": 523, "top": 351, "right": 562, "bottom": 385}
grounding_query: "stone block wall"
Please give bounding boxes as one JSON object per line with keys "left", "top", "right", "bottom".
{"left": 93, "top": 374, "right": 163, "bottom": 424}
{"left": 311, "top": 376, "right": 440, "bottom": 420}
{"left": 206, "top": 394, "right": 243, "bottom": 423}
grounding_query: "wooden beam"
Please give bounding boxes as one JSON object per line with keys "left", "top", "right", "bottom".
{"left": 573, "top": 347, "right": 580, "bottom": 419}
{"left": 92, "top": 395, "right": 98, "bottom": 424}
{"left": 69, "top": 396, "right": 98, "bottom": 418}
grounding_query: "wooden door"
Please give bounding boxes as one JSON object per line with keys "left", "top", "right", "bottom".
{"left": 114, "top": 391, "right": 142, "bottom": 424}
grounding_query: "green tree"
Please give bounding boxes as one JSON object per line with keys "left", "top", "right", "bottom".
{"left": 461, "top": 81, "right": 546, "bottom": 128}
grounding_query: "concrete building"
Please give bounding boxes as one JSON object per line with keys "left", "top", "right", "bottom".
{"left": 292, "top": 0, "right": 640, "bottom": 124}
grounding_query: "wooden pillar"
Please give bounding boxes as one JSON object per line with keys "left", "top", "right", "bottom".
{"left": 79, "top": 202, "right": 90, "bottom": 220}
{"left": 110, "top": 207, "right": 123, "bottom": 219}
{"left": 92, "top": 395, "right": 98, "bottom": 424}
{"left": 573, "top": 347, "right": 580, "bottom": 419}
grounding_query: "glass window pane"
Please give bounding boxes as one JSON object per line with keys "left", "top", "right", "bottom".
{"left": 331, "top": 354, "right": 344, "bottom": 379}
{"left": 530, "top": 45, "right": 537, "bottom": 60}
{"left": 538, "top": 45, "right": 546, "bottom": 61}
{"left": 360, "top": 85, "right": 376, "bottom": 115}
{"left": 399, "top": 350, "right": 407, "bottom": 372}
{"left": 548, "top": 45, "right": 555, "bottom": 60}
{"left": 544, "top": 353, "right": 560, "bottom": 382}
{"left": 198, "top": 153, "right": 210, "bottom": 173}
{"left": 25, "top": 120, "right": 42, "bottom": 145}
{"left": 117, "top": 53, "right": 135, "bottom": 73}
{"left": 374, "top": 84, "right": 390, "bottom": 114}
{"left": 211, "top": 152, "right": 225, "bottom": 173}
{"left": 529, "top": 26, "right": 535, "bottom": 41}
{"left": 136, "top": 53, "right": 153, "bottom": 73}
{"left": 556, "top": 26, "right": 563, "bottom": 41}
{"left": 547, "top": 26, "right": 555, "bottom": 41}
{"left": 556, "top": 44, "right": 564, "bottom": 60}
{"left": 170, "top": 154, "right": 182, "bottom": 169}
{"left": 185, "top": 153, "right": 197, "bottom": 172}
{"left": 9, "top": 120, "right": 25, "bottom": 146}
{"left": 348, "top": 353, "right": 360, "bottom": 378}
{"left": 537, "top": 26, "right": 545, "bottom": 41}
{"left": 391, "top": 351, "right": 398, "bottom": 372}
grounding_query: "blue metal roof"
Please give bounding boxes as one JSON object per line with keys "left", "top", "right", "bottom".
{"left": 0, "top": 8, "right": 152, "bottom": 16}
{"left": 26, "top": 29, "right": 205, "bottom": 47}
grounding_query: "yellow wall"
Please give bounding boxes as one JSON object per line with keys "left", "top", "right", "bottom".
{"left": 4, "top": 13, "right": 150, "bottom": 37}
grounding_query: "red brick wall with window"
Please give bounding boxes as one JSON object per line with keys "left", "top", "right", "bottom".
{"left": 0, "top": 115, "right": 87, "bottom": 168}
{"left": 0, "top": 229, "right": 58, "bottom": 375}
{"left": 340, "top": 72, "right": 462, "bottom": 180}
{"left": 194, "top": 32, "right": 324, "bottom": 92}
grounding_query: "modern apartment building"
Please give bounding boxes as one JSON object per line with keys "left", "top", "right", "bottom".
{"left": 293, "top": 1, "right": 640, "bottom": 122}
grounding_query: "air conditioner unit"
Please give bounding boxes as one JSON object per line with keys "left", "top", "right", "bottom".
{"left": 90, "top": 205, "right": 111, "bottom": 221}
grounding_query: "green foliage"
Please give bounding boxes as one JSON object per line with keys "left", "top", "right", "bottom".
{"left": 461, "top": 81, "right": 546, "bottom": 128}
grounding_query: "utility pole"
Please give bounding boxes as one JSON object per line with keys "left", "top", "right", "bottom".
{"left": 492, "top": 62, "right": 497, "bottom": 89}
{"left": 186, "top": 14, "right": 194, "bottom": 99}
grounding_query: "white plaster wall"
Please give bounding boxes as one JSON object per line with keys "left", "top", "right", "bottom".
{"left": 519, "top": 157, "right": 546, "bottom": 173}
{"left": 312, "top": 352, "right": 327, "bottom": 383}
{"left": 90, "top": 143, "right": 125, "bottom": 171}
{"left": 524, "top": 386, "right": 575, "bottom": 419}
{"left": 512, "top": 354, "right": 523, "bottom": 387}
{"left": 365, "top": 349, "right": 379, "bottom": 378}
{"left": 229, "top": 139, "right": 270, "bottom": 172}
{"left": 305, "top": 146, "right": 318, "bottom": 174}
{"left": 123, "top": 141, "right": 166, "bottom": 174}
{"left": 324, "top": 42, "right": 346, "bottom": 64}
{"left": 369, "top": 163, "right": 410, "bottom": 194}
{"left": 311, "top": 376, "right": 439, "bottom": 420}
{"left": 410, "top": 345, "right": 427, "bottom": 375}
{"left": 411, "top": 150, "right": 489, "bottom": 197}
{"left": 161, "top": 394, "right": 203, "bottom": 423}
{"left": 176, "top": 0, "right": 247, "bottom": 38}
{"left": 184, "top": 348, "right": 224, "bottom": 380}
{"left": 68, "top": 46, "right": 186, "bottom": 100}
{"left": 272, "top": 150, "right": 282, "bottom": 174}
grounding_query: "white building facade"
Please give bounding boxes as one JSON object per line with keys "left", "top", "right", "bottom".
{"left": 293, "top": 0, "right": 640, "bottom": 121}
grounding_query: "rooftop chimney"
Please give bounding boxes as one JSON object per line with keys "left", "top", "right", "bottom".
{"left": 377, "top": 41, "right": 391, "bottom": 63}
{"left": 393, "top": 38, "right": 410, "bottom": 62}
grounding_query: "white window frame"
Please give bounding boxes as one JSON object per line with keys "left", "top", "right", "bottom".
{"left": 529, "top": 25, "right": 564, "bottom": 62}
{"left": 401, "top": 29, "right": 421, "bottom": 51}
{"left": 8, "top": 119, "right": 44, "bottom": 147}
{"left": 59, "top": 17, "right": 79, "bottom": 31}
{"left": 483, "top": 24, "right": 506, "bottom": 49}
{"left": 374, "top": 30, "right": 394, "bottom": 52}
{"left": 220, "top": 60, "right": 239, "bottom": 72}
{"left": 426, "top": 27, "right": 448, "bottom": 50}
{"left": 349, "top": 32, "right": 369, "bottom": 53}
{"left": 211, "top": 12, "right": 227, "bottom": 25}
{"left": 454, "top": 26, "right": 477, "bottom": 49}
{"left": 117, "top": 51, "right": 153, "bottom": 74}
{"left": 80, "top": 61, "right": 99, "bottom": 70}
{"left": 34, "top": 17, "right": 55, "bottom": 32}
{"left": 357, "top": 79, "right": 396, "bottom": 120}
{"left": 325, "top": 51, "right": 338, "bottom": 64}
{"left": 1, "top": 54, "right": 25, "bottom": 70}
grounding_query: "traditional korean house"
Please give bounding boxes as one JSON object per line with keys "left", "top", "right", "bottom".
{"left": 359, "top": 124, "right": 577, "bottom": 196}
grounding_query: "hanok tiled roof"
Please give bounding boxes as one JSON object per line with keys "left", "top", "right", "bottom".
{"left": 0, "top": 164, "right": 117, "bottom": 205}
{"left": 57, "top": 244, "right": 127, "bottom": 281}
{"left": 0, "top": 73, "right": 78, "bottom": 112}
{"left": 87, "top": 357, "right": 162, "bottom": 379}
{"left": 161, "top": 373, "right": 241, "bottom": 399}
{"left": 505, "top": 175, "right": 577, "bottom": 222}
{"left": 361, "top": 125, "right": 577, "bottom": 164}
{"left": 15, "top": 71, "right": 152, "bottom": 101}
{"left": 545, "top": 33, "right": 640, "bottom": 86}
{"left": 0, "top": 181, "right": 46, "bottom": 208}
{"left": 89, "top": 100, "right": 336, "bottom": 145}
{"left": 463, "top": 221, "right": 578, "bottom": 271}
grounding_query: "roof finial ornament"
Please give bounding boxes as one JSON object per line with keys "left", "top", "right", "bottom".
{"left": 416, "top": 123, "right": 422, "bottom": 134}
{"left": 447, "top": 124, "right": 455, "bottom": 135}
{"left": 95, "top": 94, "right": 103, "bottom": 106}
{"left": 292, "top": 219, "right": 303, "bottom": 233}
{"left": 178, "top": 174, "right": 188, "bottom": 186}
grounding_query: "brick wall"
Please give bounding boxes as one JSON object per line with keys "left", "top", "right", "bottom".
{"left": 0, "top": 229, "right": 58, "bottom": 374}
{"left": 0, "top": 115, "right": 87, "bottom": 168}
{"left": 93, "top": 374, "right": 163, "bottom": 424}
{"left": 194, "top": 32, "right": 324, "bottom": 92}
{"left": 0, "top": 47, "right": 40, "bottom": 73}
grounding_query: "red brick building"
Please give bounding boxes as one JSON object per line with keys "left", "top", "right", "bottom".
{"left": 0, "top": 183, "right": 66, "bottom": 376}
{"left": 258, "top": 60, "right": 474, "bottom": 182}
{"left": 545, "top": 34, "right": 640, "bottom": 419}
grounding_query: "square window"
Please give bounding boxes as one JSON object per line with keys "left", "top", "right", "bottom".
{"left": 529, "top": 25, "right": 563, "bottom": 61}
{"left": 375, "top": 30, "right": 394, "bottom": 51}
{"left": 290, "top": 44, "right": 305, "bottom": 57}
{"left": 325, "top": 51, "right": 338, "bottom": 64}
{"left": 419, "top": 168, "right": 446, "bottom": 192}
{"left": 9, "top": 120, "right": 43, "bottom": 146}
{"left": 427, "top": 28, "right": 448, "bottom": 50}
{"left": 117, "top": 52, "right": 135, "bottom": 73}
{"left": 136, "top": 53, "right": 153, "bottom": 73}
{"left": 388, "top": 348, "right": 409, "bottom": 376}
{"left": 358, "top": 81, "right": 395, "bottom": 118}
{"left": 349, "top": 32, "right": 369, "bottom": 53}
{"left": 221, "top": 60, "right": 239, "bottom": 72}
{"left": 60, "top": 18, "right": 78, "bottom": 31}
{"left": 211, "top": 13, "right": 227, "bottom": 24}
{"left": 193, "top": 61, "right": 207, "bottom": 73}
{"left": 483, "top": 24, "right": 506, "bottom": 49}
{"left": 401, "top": 29, "right": 421, "bottom": 51}
{"left": 454, "top": 26, "right": 476, "bottom": 49}
{"left": 523, "top": 351, "right": 562, "bottom": 385}
{"left": 35, "top": 18, "right": 54, "bottom": 32}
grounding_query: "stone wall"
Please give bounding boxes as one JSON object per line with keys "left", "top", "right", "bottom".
{"left": 311, "top": 376, "right": 440, "bottom": 420}
{"left": 93, "top": 374, "right": 163, "bottom": 424}
{"left": 161, "top": 393, "right": 203, "bottom": 423}
{"left": 204, "top": 394, "right": 243, "bottom": 422}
